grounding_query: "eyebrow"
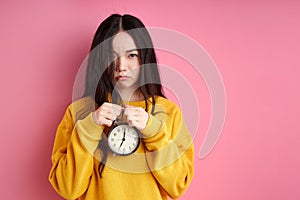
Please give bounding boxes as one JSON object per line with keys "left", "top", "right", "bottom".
{"left": 126, "top": 48, "right": 138, "bottom": 53}
{"left": 113, "top": 49, "right": 138, "bottom": 55}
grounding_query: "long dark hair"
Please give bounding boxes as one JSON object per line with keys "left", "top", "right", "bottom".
{"left": 83, "top": 14, "right": 165, "bottom": 176}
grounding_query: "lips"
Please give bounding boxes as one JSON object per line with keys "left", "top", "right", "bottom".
{"left": 116, "top": 75, "right": 129, "bottom": 81}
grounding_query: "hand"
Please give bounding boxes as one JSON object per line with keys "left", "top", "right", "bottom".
{"left": 92, "top": 102, "right": 122, "bottom": 127}
{"left": 124, "top": 105, "right": 149, "bottom": 130}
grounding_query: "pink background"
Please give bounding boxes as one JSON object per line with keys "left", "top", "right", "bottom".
{"left": 1, "top": 0, "right": 300, "bottom": 199}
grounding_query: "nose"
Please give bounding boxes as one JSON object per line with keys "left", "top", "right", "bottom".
{"left": 115, "top": 55, "right": 127, "bottom": 72}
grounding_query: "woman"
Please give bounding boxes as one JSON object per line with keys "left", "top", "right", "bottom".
{"left": 49, "top": 14, "right": 194, "bottom": 200}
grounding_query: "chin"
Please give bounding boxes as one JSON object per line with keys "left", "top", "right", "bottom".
{"left": 116, "top": 83, "right": 133, "bottom": 89}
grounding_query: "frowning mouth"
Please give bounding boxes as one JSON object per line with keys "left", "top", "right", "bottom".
{"left": 116, "top": 75, "right": 129, "bottom": 81}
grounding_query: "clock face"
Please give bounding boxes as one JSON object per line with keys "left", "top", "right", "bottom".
{"left": 107, "top": 123, "right": 140, "bottom": 156}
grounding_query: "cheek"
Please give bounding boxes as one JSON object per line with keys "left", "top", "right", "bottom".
{"left": 132, "top": 66, "right": 140, "bottom": 78}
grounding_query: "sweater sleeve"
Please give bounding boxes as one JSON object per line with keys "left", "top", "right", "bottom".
{"left": 141, "top": 105, "right": 194, "bottom": 199}
{"left": 48, "top": 105, "right": 104, "bottom": 199}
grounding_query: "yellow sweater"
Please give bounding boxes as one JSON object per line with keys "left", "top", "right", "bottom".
{"left": 49, "top": 96, "right": 194, "bottom": 200}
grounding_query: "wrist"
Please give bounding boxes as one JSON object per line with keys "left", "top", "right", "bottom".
{"left": 92, "top": 112, "right": 99, "bottom": 125}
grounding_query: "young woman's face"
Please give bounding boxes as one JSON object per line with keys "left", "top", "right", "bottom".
{"left": 112, "top": 31, "right": 140, "bottom": 91}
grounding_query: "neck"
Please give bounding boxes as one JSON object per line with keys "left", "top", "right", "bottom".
{"left": 117, "top": 87, "right": 143, "bottom": 102}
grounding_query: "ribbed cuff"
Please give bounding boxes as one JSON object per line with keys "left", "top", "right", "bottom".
{"left": 141, "top": 114, "right": 162, "bottom": 138}
{"left": 141, "top": 115, "right": 169, "bottom": 151}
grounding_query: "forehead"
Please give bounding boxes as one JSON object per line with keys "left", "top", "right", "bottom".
{"left": 112, "top": 31, "right": 137, "bottom": 54}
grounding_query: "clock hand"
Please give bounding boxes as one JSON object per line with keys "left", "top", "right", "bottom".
{"left": 119, "top": 128, "right": 126, "bottom": 148}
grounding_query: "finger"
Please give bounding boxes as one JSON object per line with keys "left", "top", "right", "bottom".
{"left": 124, "top": 107, "right": 140, "bottom": 117}
{"left": 111, "top": 104, "right": 122, "bottom": 113}
{"left": 128, "top": 119, "right": 144, "bottom": 130}
{"left": 105, "top": 113, "right": 116, "bottom": 121}
{"left": 127, "top": 119, "right": 138, "bottom": 127}
{"left": 127, "top": 118, "right": 143, "bottom": 128}
{"left": 102, "top": 117, "right": 113, "bottom": 127}
{"left": 98, "top": 109, "right": 116, "bottom": 122}
{"left": 127, "top": 114, "right": 140, "bottom": 122}
{"left": 103, "top": 104, "right": 122, "bottom": 116}
{"left": 128, "top": 120, "right": 134, "bottom": 127}
{"left": 106, "top": 105, "right": 122, "bottom": 117}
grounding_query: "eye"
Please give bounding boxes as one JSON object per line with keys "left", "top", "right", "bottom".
{"left": 128, "top": 53, "right": 138, "bottom": 58}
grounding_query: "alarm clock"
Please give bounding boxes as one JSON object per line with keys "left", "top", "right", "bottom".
{"left": 107, "top": 123, "right": 140, "bottom": 156}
